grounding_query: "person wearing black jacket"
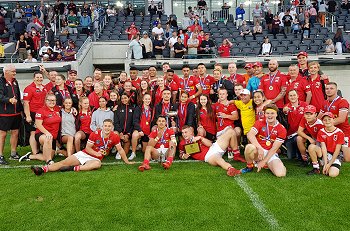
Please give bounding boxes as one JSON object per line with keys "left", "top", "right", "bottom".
{"left": 210, "top": 69, "right": 234, "bottom": 103}
{"left": 114, "top": 93, "right": 135, "bottom": 159}
{"left": 177, "top": 91, "right": 196, "bottom": 141}
{"left": 152, "top": 89, "right": 178, "bottom": 130}
{"left": 118, "top": 81, "right": 137, "bottom": 107}
{"left": 0, "top": 65, "right": 23, "bottom": 164}
{"left": 51, "top": 74, "right": 78, "bottom": 109}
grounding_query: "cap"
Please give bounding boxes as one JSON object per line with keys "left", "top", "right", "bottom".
{"left": 69, "top": 70, "right": 77, "bottom": 74}
{"left": 45, "top": 40, "right": 49, "bottom": 43}
{"left": 297, "top": 51, "right": 308, "bottom": 57}
{"left": 142, "top": 31, "right": 148, "bottom": 35}
{"left": 253, "top": 62, "right": 262, "bottom": 67}
{"left": 321, "top": 112, "right": 335, "bottom": 119}
{"left": 304, "top": 105, "right": 316, "bottom": 114}
{"left": 240, "top": 89, "right": 250, "bottom": 95}
{"left": 244, "top": 63, "right": 253, "bottom": 69}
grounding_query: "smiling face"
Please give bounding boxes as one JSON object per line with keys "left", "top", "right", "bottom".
{"left": 264, "top": 109, "right": 278, "bottom": 124}
{"left": 124, "top": 81, "right": 132, "bottom": 91}
{"left": 288, "top": 90, "right": 298, "bottom": 103}
{"left": 181, "top": 127, "right": 194, "bottom": 140}
{"left": 180, "top": 92, "right": 189, "bottom": 103}
{"left": 325, "top": 83, "right": 337, "bottom": 98}
{"left": 80, "top": 98, "right": 90, "bottom": 110}
{"left": 102, "top": 121, "right": 114, "bottom": 135}
{"left": 304, "top": 112, "right": 316, "bottom": 123}
{"left": 98, "top": 97, "right": 107, "bottom": 108}
{"left": 143, "top": 94, "right": 151, "bottom": 106}
{"left": 162, "top": 90, "right": 171, "bottom": 102}
{"left": 253, "top": 91, "right": 264, "bottom": 105}
{"left": 199, "top": 95, "right": 208, "bottom": 107}
{"left": 45, "top": 95, "right": 57, "bottom": 108}
{"left": 157, "top": 117, "right": 167, "bottom": 129}
{"left": 63, "top": 98, "right": 73, "bottom": 110}
{"left": 74, "top": 80, "right": 83, "bottom": 91}
{"left": 322, "top": 116, "right": 334, "bottom": 128}
{"left": 121, "top": 94, "right": 130, "bottom": 105}
{"left": 140, "top": 80, "right": 148, "bottom": 90}
{"left": 33, "top": 73, "right": 44, "bottom": 86}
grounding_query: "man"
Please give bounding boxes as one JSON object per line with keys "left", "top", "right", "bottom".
{"left": 164, "top": 69, "right": 179, "bottom": 102}
{"left": 199, "top": 33, "right": 215, "bottom": 56}
{"left": 139, "top": 31, "right": 153, "bottom": 59}
{"left": 307, "top": 61, "right": 329, "bottom": 112}
{"left": 66, "top": 70, "right": 77, "bottom": 88}
{"left": 39, "top": 65, "right": 57, "bottom": 92}
{"left": 235, "top": 4, "right": 245, "bottom": 28}
{"left": 179, "top": 126, "right": 241, "bottom": 176}
{"left": 169, "top": 31, "right": 178, "bottom": 58}
{"left": 142, "top": 68, "right": 149, "bottom": 81}
{"left": 242, "top": 63, "right": 255, "bottom": 85}
{"left": 31, "top": 119, "right": 133, "bottom": 175}
{"left": 226, "top": 62, "right": 246, "bottom": 88}
{"left": 13, "top": 17, "right": 27, "bottom": 40}
{"left": 67, "top": 10, "right": 79, "bottom": 34}
{"left": 152, "top": 23, "right": 164, "bottom": 37}
{"left": 210, "top": 69, "right": 234, "bottom": 103}
{"left": 252, "top": 4, "right": 262, "bottom": 24}
{"left": 187, "top": 32, "right": 199, "bottom": 58}
{"left": 197, "top": 63, "right": 215, "bottom": 95}
{"left": 318, "top": 82, "right": 350, "bottom": 162}
{"left": 80, "top": 10, "right": 92, "bottom": 35}
{"left": 93, "top": 68, "right": 103, "bottom": 85}
{"left": 38, "top": 41, "right": 52, "bottom": 57}
{"left": 129, "top": 67, "right": 141, "bottom": 89}
{"left": 148, "top": 66, "right": 158, "bottom": 90}
{"left": 297, "top": 51, "right": 308, "bottom": 78}
{"left": 139, "top": 116, "right": 177, "bottom": 171}
{"left": 282, "top": 9, "right": 292, "bottom": 34}
{"left": 285, "top": 64, "right": 311, "bottom": 104}
{"left": 247, "top": 62, "right": 263, "bottom": 92}
{"left": 67, "top": 0, "right": 77, "bottom": 14}
{"left": 178, "top": 65, "right": 202, "bottom": 104}
{"left": 153, "top": 89, "right": 178, "bottom": 128}
{"left": 0, "top": 65, "right": 23, "bottom": 164}
{"left": 162, "top": 62, "right": 180, "bottom": 85}
{"left": 241, "top": 104, "right": 287, "bottom": 177}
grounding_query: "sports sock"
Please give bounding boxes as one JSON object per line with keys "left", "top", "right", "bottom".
{"left": 43, "top": 166, "right": 49, "bottom": 173}
{"left": 11, "top": 151, "right": 17, "bottom": 156}
{"left": 167, "top": 156, "right": 174, "bottom": 164}
{"left": 246, "top": 163, "right": 254, "bottom": 168}
{"left": 312, "top": 162, "right": 319, "bottom": 169}
{"left": 143, "top": 159, "right": 150, "bottom": 165}
{"left": 233, "top": 149, "right": 241, "bottom": 157}
{"left": 74, "top": 165, "right": 80, "bottom": 172}
{"left": 59, "top": 166, "right": 74, "bottom": 172}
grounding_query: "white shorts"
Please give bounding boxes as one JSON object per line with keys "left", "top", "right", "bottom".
{"left": 343, "top": 137, "right": 349, "bottom": 148}
{"left": 73, "top": 151, "right": 101, "bottom": 165}
{"left": 261, "top": 148, "right": 280, "bottom": 164}
{"left": 205, "top": 142, "right": 225, "bottom": 162}
{"left": 328, "top": 153, "right": 342, "bottom": 167}
{"left": 157, "top": 147, "right": 168, "bottom": 155}
{"left": 216, "top": 126, "right": 232, "bottom": 138}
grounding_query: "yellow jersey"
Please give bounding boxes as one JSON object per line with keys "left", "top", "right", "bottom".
{"left": 234, "top": 99, "right": 255, "bottom": 135}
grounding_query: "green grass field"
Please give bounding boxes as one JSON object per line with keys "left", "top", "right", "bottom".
{"left": 1, "top": 140, "right": 350, "bottom": 231}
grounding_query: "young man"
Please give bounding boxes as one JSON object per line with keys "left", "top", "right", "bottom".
{"left": 178, "top": 65, "right": 202, "bottom": 103}
{"left": 129, "top": 67, "right": 141, "bottom": 89}
{"left": 92, "top": 68, "right": 103, "bottom": 85}
{"left": 31, "top": 119, "right": 133, "bottom": 175}
{"left": 307, "top": 61, "right": 329, "bottom": 112}
{"left": 307, "top": 112, "right": 344, "bottom": 177}
{"left": 246, "top": 62, "right": 263, "bottom": 93}
{"left": 226, "top": 62, "right": 246, "bottom": 87}
{"left": 179, "top": 125, "right": 241, "bottom": 176}
{"left": 153, "top": 89, "right": 178, "bottom": 129}
{"left": 241, "top": 104, "right": 287, "bottom": 177}
{"left": 197, "top": 63, "right": 215, "bottom": 95}
{"left": 139, "top": 116, "right": 177, "bottom": 171}
{"left": 164, "top": 69, "right": 179, "bottom": 102}
{"left": 66, "top": 70, "right": 77, "bottom": 88}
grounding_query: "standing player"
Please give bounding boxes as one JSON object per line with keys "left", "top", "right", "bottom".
{"left": 153, "top": 89, "right": 178, "bottom": 129}
{"left": 178, "top": 65, "right": 202, "bottom": 103}
{"left": 197, "top": 63, "right": 215, "bottom": 95}
{"left": 164, "top": 69, "right": 179, "bottom": 102}
{"left": 241, "top": 104, "right": 287, "bottom": 177}
{"left": 31, "top": 119, "right": 133, "bottom": 175}
{"left": 307, "top": 61, "right": 329, "bottom": 112}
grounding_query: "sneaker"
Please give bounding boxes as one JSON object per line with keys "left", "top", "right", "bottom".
{"left": 233, "top": 155, "right": 246, "bottom": 163}
{"left": 0, "top": 156, "right": 8, "bottom": 165}
{"left": 31, "top": 166, "right": 44, "bottom": 176}
{"left": 299, "top": 161, "right": 309, "bottom": 167}
{"left": 19, "top": 152, "right": 31, "bottom": 162}
{"left": 138, "top": 163, "right": 151, "bottom": 172}
{"left": 227, "top": 167, "right": 241, "bottom": 177}
{"left": 128, "top": 152, "right": 136, "bottom": 161}
{"left": 115, "top": 152, "right": 121, "bottom": 160}
{"left": 46, "top": 160, "right": 54, "bottom": 165}
{"left": 9, "top": 152, "right": 21, "bottom": 160}
{"left": 162, "top": 161, "right": 172, "bottom": 170}
{"left": 307, "top": 168, "right": 320, "bottom": 175}
{"left": 318, "top": 159, "right": 324, "bottom": 167}
{"left": 240, "top": 167, "right": 254, "bottom": 174}
{"left": 227, "top": 152, "right": 233, "bottom": 159}
{"left": 136, "top": 144, "right": 142, "bottom": 151}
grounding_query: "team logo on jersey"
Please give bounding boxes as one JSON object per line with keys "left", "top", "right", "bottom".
{"left": 262, "top": 127, "right": 266, "bottom": 132}
{"left": 48, "top": 114, "right": 52, "bottom": 118}
{"left": 321, "top": 135, "right": 327, "bottom": 139}
{"left": 314, "top": 127, "right": 318, "bottom": 132}
{"left": 96, "top": 140, "right": 100, "bottom": 144}
{"left": 334, "top": 135, "right": 338, "bottom": 141}
{"left": 294, "top": 82, "right": 300, "bottom": 88}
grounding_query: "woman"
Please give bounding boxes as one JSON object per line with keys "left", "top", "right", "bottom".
{"left": 177, "top": 91, "right": 196, "bottom": 135}
{"left": 188, "top": 20, "right": 202, "bottom": 33}
{"left": 218, "top": 38, "right": 233, "bottom": 58}
{"left": 260, "top": 36, "right": 272, "bottom": 55}
{"left": 131, "top": 93, "right": 153, "bottom": 160}
{"left": 53, "top": 40, "right": 63, "bottom": 53}
{"left": 51, "top": 74, "right": 78, "bottom": 108}
{"left": 120, "top": 81, "right": 137, "bottom": 106}
{"left": 333, "top": 28, "right": 344, "bottom": 54}
{"left": 137, "top": 80, "right": 151, "bottom": 105}
{"left": 196, "top": 94, "right": 216, "bottom": 141}
{"left": 174, "top": 36, "right": 186, "bottom": 58}
{"left": 88, "top": 81, "right": 109, "bottom": 110}
{"left": 103, "top": 74, "right": 115, "bottom": 92}
{"left": 114, "top": 93, "right": 135, "bottom": 158}
{"left": 83, "top": 76, "right": 94, "bottom": 93}
{"left": 252, "top": 21, "right": 263, "bottom": 40}
{"left": 272, "top": 15, "right": 281, "bottom": 39}
{"left": 16, "top": 34, "right": 28, "bottom": 62}
{"left": 265, "top": 9, "right": 273, "bottom": 33}
{"left": 125, "top": 22, "right": 139, "bottom": 40}
{"left": 90, "top": 96, "right": 114, "bottom": 132}
{"left": 302, "top": 18, "right": 310, "bottom": 39}
{"left": 157, "top": 2, "right": 164, "bottom": 18}
{"left": 164, "top": 23, "right": 173, "bottom": 40}
{"left": 129, "top": 34, "right": 143, "bottom": 60}
{"left": 252, "top": 90, "right": 271, "bottom": 120}
{"left": 74, "top": 96, "right": 92, "bottom": 151}
{"left": 152, "top": 77, "right": 169, "bottom": 106}
{"left": 74, "top": 79, "right": 90, "bottom": 98}
{"left": 117, "top": 71, "right": 129, "bottom": 91}
{"left": 59, "top": 98, "right": 77, "bottom": 157}
{"left": 107, "top": 90, "right": 120, "bottom": 111}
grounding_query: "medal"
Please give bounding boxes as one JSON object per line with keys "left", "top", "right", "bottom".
{"left": 268, "top": 72, "right": 277, "bottom": 92}
{"left": 266, "top": 141, "right": 271, "bottom": 146}
{"left": 146, "top": 121, "right": 149, "bottom": 125}
{"left": 269, "top": 86, "right": 273, "bottom": 90}
{"left": 100, "top": 149, "right": 107, "bottom": 156}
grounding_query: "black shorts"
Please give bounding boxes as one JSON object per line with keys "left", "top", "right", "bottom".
{"left": 0, "top": 114, "right": 22, "bottom": 131}
{"left": 141, "top": 135, "right": 149, "bottom": 142}
{"left": 24, "top": 112, "right": 37, "bottom": 132}
{"left": 205, "top": 132, "right": 216, "bottom": 142}
{"left": 35, "top": 132, "right": 57, "bottom": 150}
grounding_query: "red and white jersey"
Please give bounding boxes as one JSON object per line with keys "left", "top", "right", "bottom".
{"left": 320, "top": 97, "right": 350, "bottom": 137}
{"left": 44, "top": 81, "right": 55, "bottom": 92}
{"left": 199, "top": 74, "right": 216, "bottom": 95}
{"left": 23, "top": 82, "right": 47, "bottom": 112}
{"left": 35, "top": 105, "right": 61, "bottom": 139}
{"left": 251, "top": 120, "right": 287, "bottom": 150}
{"left": 179, "top": 138, "right": 209, "bottom": 161}
{"left": 317, "top": 127, "right": 345, "bottom": 154}
{"left": 226, "top": 73, "right": 246, "bottom": 87}
{"left": 285, "top": 76, "right": 310, "bottom": 103}
{"left": 214, "top": 101, "right": 238, "bottom": 132}
{"left": 149, "top": 128, "right": 175, "bottom": 148}
{"left": 198, "top": 107, "right": 216, "bottom": 135}
{"left": 308, "top": 75, "right": 329, "bottom": 112}
{"left": 164, "top": 78, "right": 179, "bottom": 92}
{"left": 131, "top": 77, "right": 141, "bottom": 89}
{"left": 178, "top": 76, "right": 200, "bottom": 103}
{"left": 284, "top": 101, "right": 308, "bottom": 136}
{"left": 78, "top": 111, "right": 92, "bottom": 134}
{"left": 299, "top": 117, "right": 324, "bottom": 139}
{"left": 83, "top": 130, "right": 121, "bottom": 160}
{"left": 259, "top": 71, "right": 288, "bottom": 108}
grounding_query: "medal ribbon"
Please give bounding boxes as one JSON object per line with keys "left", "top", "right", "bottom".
{"left": 264, "top": 121, "right": 277, "bottom": 141}
{"left": 159, "top": 128, "right": 167, "bottom": 144}
{"left": 327, "top": 96, "right": 339, "bottom": 111}
{"left": 269, "top": 72, "right": 278, "bottom": 87}
{"left": 199, "top": 75, "right": 207, "bottom": 89}
{"left": 100, "top": 131, "right": 108, "bottom": 153}
{"left": 184, "top": 76, "right": 190, "bottom": 92}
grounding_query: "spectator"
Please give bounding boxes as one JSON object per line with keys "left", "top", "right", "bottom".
{"left": 302, "top": 18, "right": 310, "bottom": 39}
{"left": 125, "top": 22, "right": 139, "bottom": 40}
{"left": 169, "top": 31, "right": 178, "bottom": 58}
{"left": 327, "top": 0, "right": 337, "bottom": 13}
{"left": 13, "top": 17, "right": 27, "bottom": 40}
{"left": 265, "top": 9, "right": 273, "bottom": 33}
{"left": 63, "top": 40, "right": 77, "bottom": 61}
{"left": 282, "top": 10, "right": 293, "bottom": 34}
{"left": 164, "top": 23, "right": 173, "bottom": 40}
{"left": 272, "top": 14, "right": 281, "bottom": 39}
{"left": 252, "top": 21, "right": 263, "bottom": 40}
{"left": 174, "top": 36, "right": 186, "bottom": 58}
{"left": 0, "top": 7, "right": 7, "bottom": 17}
{"left": 263, "top": 0, "right": 270, "bottom": 16}
{"left": 252, "top": 4, "right": 262, "bottom": 24}
{"left": 36, "top": 5, "right": 44, "bottom": 22}
{"left": 240, "top": 20, "right": 252, "bottom": 37}
{"left": 13, "top": 3, "right": 24, "bottom": 19}
{"left": 152, "top": 23, "right": 164, "bottom": 37}
{"left": 341, "top": 0, "right": 350, "bottom": 10}
{"left": 0, "top": 27, "right": 9, "bottom": 43}
{"left": 0, "top": 14, "right": 4, "bottom": 34}
{"left": 308, "top": 5, "right": 317, "bottom": 27}
{"left": 140, "top": 31, "right": 153, "bottom": 58}
{"left": 31, "top": 32, "right": 41, "bottom": 57}
{"left": 218, "top": 38, "right": 233, "bottom": 58}
{"left": 168, "top": 16, "right": 178, "bottom": 28}
{"left": 199, "top": 32, "right": 215, "bottom": 56}
{"left": 193, "top": 15, "right": 204, "bottom": 28}
{"left": 39, "top": 40, "right": 52, "bottom": 57}
{"left": 47, "top": 7, "right": 55, "bottom": 24}
{"left": 235, "top": 4, "right": 245, "bottom": 28}
{"left": 0, "top": 39, "right": 4, "bottom": 63}
{"left": 24, "top": 32, "right": 34, "bottom": 55}
{"left": 24, "top": 52, "right": 38, "bottom": 63}
{"left": 334, "top": 28, "right": 344, "bottom": 54}
{"left": 106, "top": 6, "right": 116, "bottom": 17}
{"left": 16, "top": 34, "right": 28, "bottom": 62}
{"left": 292, "top": 18, "right": 300, "bottom": 34}
{"left": 80, "top": 11, "right": 91, "bottom": 35}
{"left": 67, "top": 0, "right": 77, "bottom": 14}
{"left": 178, "top": 29, "right": 189, "bottom": 47}
{"left": 126, "top": 3, "right": 135, "bottom": 16}
{"left": 260, "top": 36, "right": 272, "bottom": 55}
{"left": 198, "top": 0, "right": 208, "bottom": 18}
{"left": 318, "top": 1, "right": 327, "bottom": 27}
{"left": 188, "top": 20, "right": 202, "bottom": 32}
{"left": 324, "top": 39, "right": 335, "bottom": 54}
{"left": 152, "top": 17, "right": 161, "bottom": 27}
{"left": 67, "top": 10, "right": 79, "bottom": 34}
{"left": 24, "top": 5, "right": 34, "bottom": 22}
{"left": 157, "top": 2, "right": 164, "bottom": 18}
{"left": 187, "top": 32, "right": 200, "bottom": 58}
{"left": 129, "top": 34, "right": 143, "bottom": 60}
{"left": 148, "top": 1, "right": 157, "bottom": 18}
{"left": 298, "top": 7, "right": 305, "bottom": 25}
{"left": 182, "top": 13, "right": 192, "bottom": 30}
{"left": 153, "top": 35, "right": 165, "bottom": 59}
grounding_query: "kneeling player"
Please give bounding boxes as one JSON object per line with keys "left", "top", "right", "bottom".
{"left": 179, "top": 125, "right": 241, "bottom": 176}
{"left": 31, "top": 119, "right": 133, "bottom": 175}
{"left": 307, "top": 112, "right": 344, "bottom": 177}
{"left": 241, "top": 104, "right": 287, "bottom": 177}
{"left": 138, "top": 115, "right": 177, "bottom": 171}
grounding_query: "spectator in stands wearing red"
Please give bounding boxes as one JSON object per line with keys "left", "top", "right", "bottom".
{"left": 178, "top": 29, "right": 189, "bottom": 47}
{"left": 218, "top": 38, "right": 233, "bottom": 58}
{"left": 188, "top": 20, "right": 202, "bottom": 33}
{"left": 125, "top": 22, "right": 139, "bottom": 40}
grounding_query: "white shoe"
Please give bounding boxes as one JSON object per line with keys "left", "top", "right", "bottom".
{"left": 19, "top": 152, "right": 31, "bottom": 162}
{"left": 115, "top": 152, "right": 121, "bottom": 160}
{"left": 136, "top": 144, "right": 142, "bottom": 151}
{"left": 228, "top": 152, "right": 233, "bottom": 159}
{"left": 128, "top": 152, "right": 136, "bottom": 160}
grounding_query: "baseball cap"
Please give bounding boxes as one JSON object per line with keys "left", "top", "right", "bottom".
{"left": 69, "top": 70, "right": 77, "bottom": 74}
{"left": 305, "top": 105, "right": 316, "bottom": 114}
{"left": 244, "top": 63, "right": 253, "bottom": 69}
{"left": 297, "top": 51, "right": 308, "bottom": 57}
{"left": 253, "top": 62, "right": 262, "bottom": 67}
{"left": 321, "top": 112, "right": 335, "bottom": 119}
{"left": 142, "top": 31, "right": 148, "bottom": 35}
{"left": 240, "top": 89, "right": 250, "bottom": 95}
{"left": 45, "top": 40, "right": 49, "bottom": 43}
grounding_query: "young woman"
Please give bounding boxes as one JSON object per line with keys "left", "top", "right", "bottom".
{"left": 103, "top": 74, "right": 115, "bottom": 92}
{"left": 218, "top": 38, "right": 233, "bottom": 58}
{"left": 120, "top": 81, "right": 137, "bottom": 106}
{"left": 152, "top": 77, "right": 169, "bottom": 106}
{"left": 260, "top": 36, "right": 272, "bottom": 55}
{"left": 114, "top": 93, "right": 135, "bottom": 158}
{"left": 177, "top": 91, "right": 196, "bottom": 136}
{"left": 107, "top": 90, "right": 120, "bottom": 111}
{"left": 90, "top": 96, "right": 114, "bottom": 132}
{"left": 75, "top": 97, "right": 92, "bottom": 151}
{"left": 74, "top": 79, "right": 90, "bottom": 98}
{"left": 16, "top": 34, "right": 28, "bottom": 62}
{"left": 252, "top": 90, "right": 271, "bottom": 121}
{"left": 117, "top": 71, "right": 129, "bottom": 91}
{"left": 84, "top": 76, "right": 94, "bottom": 93}
{"left": 88, "top": 81, "right": 109, "bottom": 110}
{"left": 51, "top": 74, "right": 78, "bottom": 109}
{"left": 136, "top": 80, "right": 151, "bottom": 105}
{"left": 131, "top": 93, "right": 153, "bottom": 160}
{"left": 196, "top": 94, "right": 216, "bottom": 141}
{"left": 59, "top": 98, "right": 77, "bottom": 157}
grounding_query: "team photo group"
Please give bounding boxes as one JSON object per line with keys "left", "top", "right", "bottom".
{"left": 0, "top": 51, "right": 349, "bottom": 178}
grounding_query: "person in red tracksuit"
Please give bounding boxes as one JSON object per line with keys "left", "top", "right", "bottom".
{"left": 75, "top": 97, "right": 92, "bottom": 152}
{"left": 197, "top": 94, "right": 216, "bottom": 141}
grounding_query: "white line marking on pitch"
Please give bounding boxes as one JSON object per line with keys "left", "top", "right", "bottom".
{"left": 235, "top": 176, "right": 280, "bottom": 230}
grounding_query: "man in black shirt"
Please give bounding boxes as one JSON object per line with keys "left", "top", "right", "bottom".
{"left": 282, "top": 10, "right": 293, "bottom": 34}
{"left": 199, "top": 33, "right": 215, "bottom": 57}
{"left": 327, "top": 0, "right": 337, "bottom": 13}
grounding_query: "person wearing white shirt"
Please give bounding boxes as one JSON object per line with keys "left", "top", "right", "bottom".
{"left": 152, "top": 23, "right": 164, "bottom": 37}
{"left": 168, "top": 31, "right": 178, "bottom": 58}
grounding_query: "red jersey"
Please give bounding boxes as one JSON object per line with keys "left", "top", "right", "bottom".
{"left": 139, "top": 106, "right": 152, "bottom": 135}
{"left": 88, "top": 91, "right": 110, "bottom": 110}
{"left": 226, "top": 73, "right": 246, "bottom": 87}
{"left": 83, "top": 130, "right": 121, "bottom": 160}
{"left": 66, "top": 80, "right": 75, "bottom": 88}
{"left": 78, "top": 111, "right": 92, "bottom": 134}
{"left": 44, "top": 82, "right": 55, "bottom": 92}
{"left": 131, "top": 77, "right": 141, "bottom": 89}
{"left": 284, "top": 101, "right": 308, "bottom": 136}
{"left": 35, "top": 105, "right": 61, "bottom": 139}
{"left": 214, "top": 102, "right": 237, "bottom": 132}
{"left": 199, "top": 75, "right": 215, "bottom": 95}
{"left": 317, "top": 127, "right": 345, "bottom": 154}
{"left": 320, "top": 97, "right": 350, "bottom": 137}
{"left": 252, "top": 120, "right": 287, "bottom": 150}
{"left": 149, "top": 128, "right": 175, "bottom": 149}
{"left": 259, "top": 71, "right": 288, "bottom": 108}
{"left": 218, "top": 44, "right": 231, "bottom": 57}
{"left": 198, "top": 107, "right": 216, "bottom": 135}
{"left": 126, "top": 27, "right": 139, "bottom": 40}
{"left": 153, "top": 87, "right": 166, "bottom": 106}
{"left": 178, "top": 76, "right": 200, "bottom": 103}
{"left": 308, "top": 75, "right": 328, "bottom": 112}
{"left": 285, "top": 76, "right": 310, "bottom": 103}
{"left": 23, "top": 82, "right": 47, "bottom": 112}
{"left": 164, "top": 78, "right": 179, "bottom": 92}
{"left": 299, "top": 117, "right": 324, "bottom": 139}
{"left": 179, "top": 139, "right": 209, "bottom": 161}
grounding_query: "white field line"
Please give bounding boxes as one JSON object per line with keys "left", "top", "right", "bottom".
{"left": 235, "top": 176, "right": 280, "bottom": 231}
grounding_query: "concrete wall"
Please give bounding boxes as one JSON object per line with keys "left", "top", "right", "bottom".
{"left": 91, "top": 41, "right": 130, "bottom": 65}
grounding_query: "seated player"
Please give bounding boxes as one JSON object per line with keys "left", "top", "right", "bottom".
{"left": 179, "top": 125, "right": 241, "bottom": 176}
{"left": 31, "top": 119, "right": 133, "bottom": 176}
{"left": 241, "top": 104, "right": 287, "bottom": 177}
{"left": 307, "top": 112, "right": 345, "bottom": 177}
{"left": 138, "top": 115, "right": 177, "bottom": 171}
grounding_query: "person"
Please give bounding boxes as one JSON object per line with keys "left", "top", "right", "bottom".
{"left": 51, "top": 74, "right": 78, "bottom": 108}
{"left": 152, "top": 23, "right": 164, "bottom": 37}
{"left": 272, "top": 14, "right": 280, "bottom": 39}
{"left": 260, "top": 36, "right": 272, "bottom": 55}
{"left": 179, "top": 126, "right": 241, "bottom": 176}
{"left": 73, "top": 79, "right": 90, "bottom": 99}
{"left": 140, "top": 31, "right": 153, "bottom": 59}
{"left": 173, "top": 36, "right": 186, "bottom": 58}
{"left": 218, "top": 39, "right": 232, "bottom": 58}
{"left": 240, "top": 20, "right": 252, "bottom": 38}
{"left": 197, "top": 63, "right": 215, "bottom": 95}
{"left": 88, "top": 81, "right": 109, "bottom": 110}
{"left": 226, "top": 62, "right": 246, "bottom": 87}
{"left": 138, "top": 115, "right": 177, "bottom": 171}
{"left": 74, "top": 97, "right": 92, "bottom": 152}
{"left": 63, "top": 40, "right": 77, "bottom": 61}
{"left": 93, "top": 68, "right": 103, "bottom": 85}
{"left": 318, "top": 1, "right": 327, "bottom": 27}
{"left": 324, "top": 39, "right": 335, "bottom": 54}
{"left": 187, "top": 32, "right": 200, "bottom": 58}
{"left": 197, "top": 94, "right": 216, "bottom": 141}
{"left": 240, "top": 104, "right": 287, "bottom": 177}
{"left": 265, "top": 9, "right": 273, "bottom": 33}
{"left": 169, "top": 31, "right": 178, "bottom": 58}
{"left": 16, "top": 34, "right": 28, "bottom": 62}
{"left": 128, "top": 34, "right": 143, "bottom": 60}
{"left": 247, "top": 62, "right": 263, "bottom": 92}
{"left": 125, "top": 23, "right": 139, "bottom": 40}
{"left": 210, "top": 69, "right": 234, "bottom": 103}
{"left": 67, "top": 10, "right": 78, "bottom": 34}
{"left": 177, "top": 91, "right": 196, "bottom": 133}
{"left": 178, "top": 65, "right": 202, "bottom": 103}
{"left": 302, "top": 18, "right": 310, "bottom": 39}
{"left": 307, "top": 61, "right": 329, "bottom": 112}
{"left": 333, "top": 28, "right": 344, "bottom": 55}
{"left": 0, "top": 65, "right": 23, "bottom": 164}
{"left": 157, "top": 2, "right": 163, "bottom": 18}
{"left": 235, "top": 4, "right": 245, "bottom": 28}
{"left": 153, "top": 88, "right": 178, "bottom": 129}
{"left": 307, "top": 112, "right": 344, "bottom": 177}
{"left": 252, "top": 21, "right": 263, "bottom": 40}
{"left": 199, "top": 33, "right": 215, "bottom": 56}
{"left": 285, "top": 64, "right": 311, "bottom": 103}
{"left": 24, "top": 52, "right": 37, "bottom": 63}
{"left": 252, "top": 4, "right": 262, "bottom": 24}
{"left": 31, "top": 119, "right": 133, "bottom": 176}
{"left": 153, "top": 34, "right": 165, "bottom": 59}
{"left": 38, "top": 41, "right": 52, "bottom": 57}
{"left": 282, "top": 9, "right": 293, "bottom": 34}
{"left": 90, "top": 96, "right": 114, "bottom": 132}
{"left": 148, "top": 1, "right": 157, "bottom": 18}
{"left": 80, "top": 10, "right": 91, "bottom": 34}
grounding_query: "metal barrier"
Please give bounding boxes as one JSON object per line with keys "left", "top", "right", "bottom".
{"left": 76, "top": 36, "right": 92, "bottom": 60}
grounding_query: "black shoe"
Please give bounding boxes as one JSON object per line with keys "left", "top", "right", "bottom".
{"left": 299, "top": 161, "right": 309, "bottom": 167}
{"left": 31, "top": 166, "right": 44, "bottom": 176}
{"left": 19, "top": 152, "right": 31, "bottom": 162}
{"left": 9, "top": 152, "right": 21, "bottom": 160}
{"left": 0, "top": 156, "right": 8, "bottom": 165}
{"left": 307, "top": 168, "right": 320, "bottom": 175}
{"left": 46, "top": 160, "right": 54, "bottom": 165}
